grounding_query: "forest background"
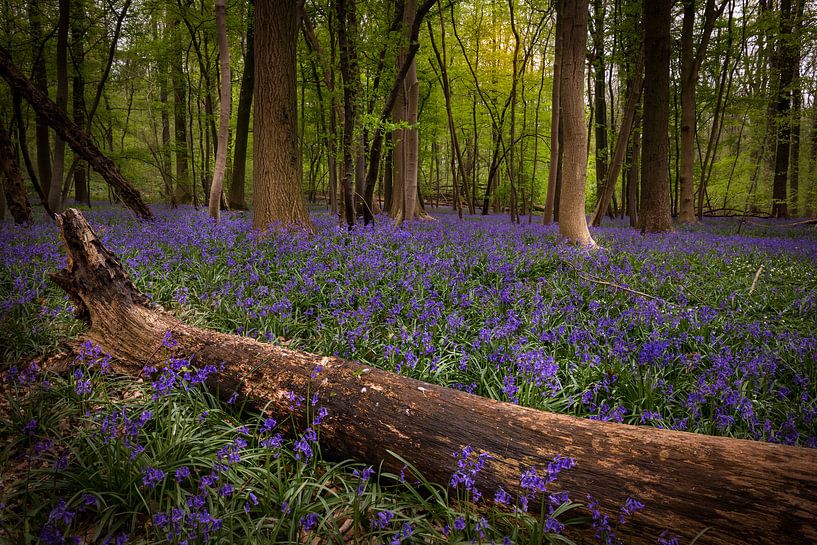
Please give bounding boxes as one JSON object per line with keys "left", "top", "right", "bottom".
{"left": 1, "top": 0, "right": 816, "bottom": 231}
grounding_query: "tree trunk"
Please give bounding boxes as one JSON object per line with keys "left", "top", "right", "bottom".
{"left": 628, "top": 117, "right": 641, "bottom": 227}
{"left": 639, "top": 0, "right": 673, "bottom": 233}
{"left": 0, "top": 123, "right": 33, "bottom": 224}
{"left": 591, "top": 50, "right": 643, "bottom": 226}
{"left": 336, "top": 0, "right": 359, "bottom": 229}
{"left": 679, "top": 0, "right": 726, "bottom": 224}
{"left": 391, "top": 0, "right": 420, "bottom": 226}
{"left": 557, "top": 0, "right": 595, "bottom": 246}
{"left": 27, "top": 0, "right": 52, "bottom": 198}
{"left": 543, "top": 3, "right": 561, "bottom": 225}
{"left": 230, "top": 0, "right": 254, "bottom": 211}
{"left": 592, "top": 0, "right": 608, "bottom": 205}
{"left": 788, "top": 0, "right": 805, "bottom": 216}
{"left": 208, "top": 0, "right": 230, "bottom": 221}
{"left": 0, "top": 49, "right": 152, "bottom": 220}
{"left": 72, "top": 0, "right": 89, "bottom": 205}
{"left": 51, "top": 207, "right": 817, "bottom": 545}
{"left": 252, "top": 0, "right": 312, "bottom": 231}
{"left": 171, "top": 13, "right": 192, "bottom": 204}
{"left": 361, "top": 0, "right": 437, "bottom": 226}
{"left": 49, "top": 0, "right": 70, "bottom": 214}
{"left": 771, "top": 0, "right": 794, "bottom": 218}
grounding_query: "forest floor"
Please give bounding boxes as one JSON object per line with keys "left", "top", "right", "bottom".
{"left": 1, "top": 205, "right": 815, "bottom": 544}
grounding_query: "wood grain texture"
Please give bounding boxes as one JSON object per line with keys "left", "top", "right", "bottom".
{"left": 51, "top": 208, "right": 817, "bottom": 545}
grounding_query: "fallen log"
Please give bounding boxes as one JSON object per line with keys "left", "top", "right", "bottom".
{"left": 51, "top": 208, "right": 817, "bottom": 545}
{"left": 0, "top": 48, "right": 152, "bottom": 220}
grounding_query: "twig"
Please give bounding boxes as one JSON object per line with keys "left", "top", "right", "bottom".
{"left": 749, "top": 264, "right": 764, "bottom": 295}
{"left": 561, "top": 261, "right": 669, "bottom": 304}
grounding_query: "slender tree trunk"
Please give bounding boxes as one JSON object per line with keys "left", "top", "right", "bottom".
{"left": 208, "top": 0, "right": 230, "bottom": 220}
{"left": 506, "top": 0, "right": 521, "bottom": 224}
{"left": 807, "top": 106, "right": 817, "bottom": 217}
{"left": 543, "top": 3, "right": 561, "bottom": 225}
{"left": 679, "top": 0, "right": 697, "bottom": 224}
{"left": 48, "top": 0, "right": 70, "bottom": 214}
{"left": 639, "top": 0, "right": 673, "bottom": 233}
{"left": 336, "top": 0, "right": 359, "bottom": 229}
{"left": 171, "top": 14, "right": 191, "bottom": 204}
{"left": 0, "top": 123, "right": 33, "bottom": 224}
{"left": 13, "top": 92, "right": 50, "bottom": 213}
{"left": 628, "top": 118, "right": 641, "bottom": 226}
{"left": 362, "top": 0, "right": 437, "bottom": 226}
{"left": 27, "top": 1, "right": 52, "bottom": 198}
{"left": 558, "top": 0, "right": 595, "bottom": 246}
{"left": 788, "top": 0, "right": 805, "bottom": 216}
{"left": 252, "top": 0, "right": 311, "bottom": 230}
{"left": 679, "top": 0, "right": 726, "bottom": 224}
{"left": 230, "top": 0, "right": 253, "bottom": 211}
{"left": 591, "top": 50, "right": 643, "bottom": 226}
{"left": 771, "top": 0, "right": 794, "bottom": 218}
{"left": 72, "top": 0, "right": 89, "bottom": 205}
{"left": 592, "top": 0, "right": 608, "bottom": 204}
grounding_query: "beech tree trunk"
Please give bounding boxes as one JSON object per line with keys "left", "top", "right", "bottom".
{"left": 0, "top": 123, "right": 33, "bottom": 224}
{"left": 208, "top": 0, "right": 230, "bottom": 221}
{"left": 71, "top": 0, "right": 89, "bottom": 205}
{"left": 679, "top": 0, "right": 726, "bottom": 224}
{"left": 171, "top": 13, "right": 192, "bottom": 204}
{"left": 229, "top": 0, "right": 254, "bottom": 211}
{"left": 27, "top": 0, "right": 52, "bottom": 198}
{"left": 49, "top": 0, "right": 70, "bottom": 214}
{"left": 639, "top": 0, "right": 673, "bottom": 233}
{"left": 336, "top": 0, "right": 359, "bottom": 229}
{"left": 0, "top": 49, "right": 152, "bottom": 220}
{"left": 252, "top": 0, "right": 312, "bottom": 231}
{"left": 543, "top": 2, "right": 561, "bottom": 225}
{"left": 557, "top": 0, "right": 595, "bottom": 246}
{"left": 771, "top": 0, "right": 794, "bottom": 218}
{"left": 52, "top": 207, "right": 817, "bottom": 545}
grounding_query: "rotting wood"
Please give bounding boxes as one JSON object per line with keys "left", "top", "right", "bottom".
{"left": 51, "top": 208, "right": 817, "bottom": 545}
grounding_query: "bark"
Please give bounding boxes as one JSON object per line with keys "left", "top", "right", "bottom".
{"left": 638, "top": 0, "right": 673, "bottom": 233}
{"left": 557, "top": 0, "right": 595, "bottom": 246}
{"left": 361, "top": 0, "right": 437, "bottom": 226}
{"left": 336, "top": 0, "right": 359, "bottom": 229}
{"left": 391, "top": 0, "right": 420, "bottom": 226}
{"left": 252, "top": 0, "right": 312, "bottom": 231}
{"left": 771, "top": 0, "right": 794, "bottom": 218}
{"left": 0, "top": 49, "right": 152, "bottom": 220}
{"left": 590, "top": 50, "right": 643, "bottom": 226}
{"left": 171, "top": 13, "right": 192, "bottom": 204}
{"left": 543, "top": 3, "right": 561, "bottom": 225}
{"left": 27, "top": 0, "right": 52, "bottom": 197}
{"left": 592, "top": 0, "right": 608, "bottom": 203}
{"left": 679, "top": 0, "right": 727, "bottom": 224}
{"left": 52, "top": 207, "right": 817, "bottom": 545}
{"left": 72, "top": 0, "right": 89, "bottom": 205}
{"left": 208, "top": 0, "right": 230, "bottom": 221}
{"left": 788, "top": 0, "right": 805, "bottom": 216}
{"left": 0, "top": 123, "right": 33, "bottom": 224}
{"left": 13, "top": 92, "right": 50, "bottom": 213}
{"left": 49, "top": 0, "right": 70, "bottom": 214}
{"left": 230, "top": 0, "right": 254, "bottom": 211}
{"left": 628, "top": 120, "right": 640, "bottom": 227}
